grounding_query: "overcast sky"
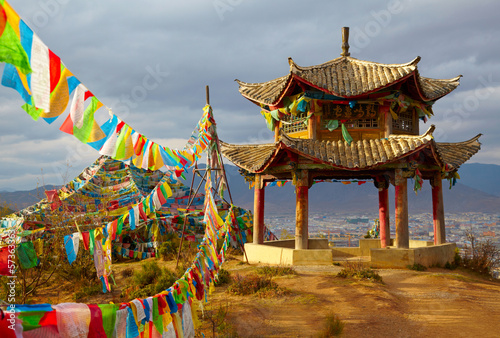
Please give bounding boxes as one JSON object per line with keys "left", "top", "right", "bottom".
{"left": 0, "top": 0, "right": 499, "bottom": 191}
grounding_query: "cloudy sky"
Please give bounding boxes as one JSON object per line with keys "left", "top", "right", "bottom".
{"left": 0, "top": 0, "right": 499, "bottom": 191}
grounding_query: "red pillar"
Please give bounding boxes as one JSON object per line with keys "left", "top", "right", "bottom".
{"left": 295, "top": 170, "right": 309, "bottom": 249}
{"left": 431, "top": 172, "right": 446, "bottom": 245}
{"left": 378, "top": 184, "right": 390, "bottom": 248}
{"left": 253, "top": 174, "right": 265, "bottom": 244}
{"left": 395, "top": 169, "right": 409, "bottom": 249}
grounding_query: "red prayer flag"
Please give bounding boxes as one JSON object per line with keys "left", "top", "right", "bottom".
{"left": 138, "top": 204, "right": 147, "bottom": 222}
{"left": 48, "top": 50, "right": 61, "bottom": 93}
{"left": 87, "top": 304, "right": 107, "bottom": 338}
{"left": 156, "top": 187, "right": 167, "bottom": 206}
{"left": 82, "top": 231, "right": 90, "bottom": 251}
{"left": 59, "top": 113, "right": 74, "bottom": 134}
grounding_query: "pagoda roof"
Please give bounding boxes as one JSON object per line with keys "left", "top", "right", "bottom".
{"left": 236, "top": 56, "right": 461, "bottom": 106}
{"left": 220, "top": 126, "right": 481, "bottom": 174}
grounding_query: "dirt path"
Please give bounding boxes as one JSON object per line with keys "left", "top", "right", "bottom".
{"left": 31, "top": 259, "right": 500, "bottom": 337}
{"left": 205, "top": 263, "right": 500, "bottom": 337}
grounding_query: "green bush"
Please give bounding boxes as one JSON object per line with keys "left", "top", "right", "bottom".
{"left": 158, "top": 233, "right": 179, "bottom": 261}
{"left": 214, "top": 269, "right": 231, "bottom": 286}
{"left": 228, "top": 274, "right": 290, "bottom": 298}
{"left": 74, "top": 284, "right": 101, "bottom": 302}
{"left": 256, "top": 265, "right": 296, "bottom": 277}
{"left": 318, "top": 312, "right": 345, "bottom": 337}
{"left": 123, "top": 261, "right": 177, "bottom": 300}
{"left": 407, "top": 263, "right": 427, "bottom": 271}
{"left": 337, "top": 261, "right": 383, "bottom": 282}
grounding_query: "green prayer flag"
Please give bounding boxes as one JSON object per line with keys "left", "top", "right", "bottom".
{"left": 341, "top": 123, "right": 353, "bottom": 146}
{"left": 18, "top": 312, "right": 43, "bottom": 331}
{"left": 98, "top": 304, "right": 118, "bottom": 338}
{"left": 152, "top": 297, "right": 163, "bottom": 334}
{"left": 89, "top": 229, "right": 95, "bottom": 255}
{"left": 326, "top": 119, "right": 338, "bottom": 131}
{"left": 73, "top": 96, "right": 100, "bottom": 143}
{"left": 0, "top": 11, "right": 32, "bottom": 75}
{"left": 16, "top": 242, "right": 38, "bottom": 269}
{"left": 117, "top": 216, "right": 123, "bottom": 235}
{"left": 22, "top": 99, "right": 43, "bottom": 121}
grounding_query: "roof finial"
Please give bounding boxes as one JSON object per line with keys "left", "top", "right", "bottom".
{"left": 341, "top": 27, "right": 350, "bottom": 57}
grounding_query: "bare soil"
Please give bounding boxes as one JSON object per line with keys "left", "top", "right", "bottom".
{"left": 32, "top": 257, "right": 500, "bottom": 337}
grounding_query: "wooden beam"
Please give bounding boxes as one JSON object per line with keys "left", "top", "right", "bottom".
{"left": 395, "top": 169, "right": 409, "bottom": 249}
{"left": 295, "top": 170, "right": 309, "bottom": 249}
{"left": 253, "top": 174, "right": 265, "bottom": 244}
{"left": 431, "top": 172, "right": 446, "bottom": 245}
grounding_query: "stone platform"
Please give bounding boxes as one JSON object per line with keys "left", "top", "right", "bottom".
{"left": 245, "top": 238, "right": 457, "bottom": 268}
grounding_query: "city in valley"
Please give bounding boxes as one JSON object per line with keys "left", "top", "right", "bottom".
{"left": 265, "top": 212, "right": 500, "bottom": 250}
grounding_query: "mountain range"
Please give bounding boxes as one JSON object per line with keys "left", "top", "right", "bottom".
{"left": 1, "top": 163, "right": 499, "bottom": 214}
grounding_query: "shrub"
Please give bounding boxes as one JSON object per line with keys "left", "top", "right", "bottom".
{"left": 121, "top": 267, "right": 134, "bottom": 278}
{"left": 74, "top": 284, "right": 101, "bottom": 302}
{"left": 158, "top": 233, "right": 179, "bottom": 261}
{"left": 461, "top": 231, "right": 500, "bottom": 276}
{"left": 214, "top": 269, "right": 231, "bottom": 286}
{"left": 337, "top": 261, "right": 383, "bottom": 282}
{"left": 256, "top": 265, "right": 296, "bottom": 277}
{"left": 200, "top": 302, "right": 238, "bottom": 337}
{"left": 407, "top": 263, "right": 427, "bottom": 271}
{"left": 228, "top": 274, "right": 290, "bottom": 298}
{"left": 318, "top": 312, "right": 345, "bottom": 337}
{"left": 122, "top": 261, "right": 177, "bottom": 300}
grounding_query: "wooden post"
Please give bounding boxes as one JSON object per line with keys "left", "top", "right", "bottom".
{"left": 253, "top": 174, "right": 265, "bottom": 245}
{"left": 295, "top": 170, "right": 309, "bottom": 249}
{"left": 274, "top": 122, "right": 280, "bottom": 143}
{"left": 384, "top": 106, "right": 393, "bottom": 138}
{"left": 307, "top": 114, "right": 317, "bottom": 140}
{"left": 431, "top": 172, "right": 446, "bottom": 245}
{"left": 376, "top": 179, "right": 390, "bottom": 248}
{"left": 394, "top": 169, "right": 409, "bottom": 249}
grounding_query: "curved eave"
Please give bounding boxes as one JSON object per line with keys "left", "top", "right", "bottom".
{"left": 435, "top": 134, "right": 482, "bottom": 171}
{"left": 413, "top": 72, "right": 462, "bottom": 102}
{"left": 236, "top": 74, "right": 292, "bottom": 106}
{"left": 219, "top": 140, "right": 279, "bottom": 173}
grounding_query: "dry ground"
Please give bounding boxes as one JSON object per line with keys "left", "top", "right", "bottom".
{"left": 32, "top": 256, "right": 500, "bottom": 337}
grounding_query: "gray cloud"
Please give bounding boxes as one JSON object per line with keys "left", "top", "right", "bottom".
{"left": 1, "top": 0, "right": 499, "bottom": 190}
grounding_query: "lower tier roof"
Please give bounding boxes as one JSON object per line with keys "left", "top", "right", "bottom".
{"left": 220, "top": 126, "right": 481, "bottom": 174}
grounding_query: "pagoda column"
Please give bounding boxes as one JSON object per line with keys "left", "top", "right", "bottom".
{"left": 431, "top": 171, "right": 446, "bottom": 245}
{"left": 274, "top": 122, "right": 280, "bottom": 143}
{"left": 253, "top": 174, "right": 265, "bottom": 244}
{"left": 375, "top": 178, "right": 390, "bottom": 248}
{"left": 295, "top": 170, "right": 309, "bottom": 250}
{"left": 394, "top": 169, "right": 409, "bottom": 249}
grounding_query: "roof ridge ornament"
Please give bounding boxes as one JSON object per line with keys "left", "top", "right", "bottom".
{"left": 341, "top": 27, "right": 350, "bottom": 57}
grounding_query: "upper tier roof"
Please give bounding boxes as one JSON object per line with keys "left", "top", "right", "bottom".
{"left": 236, "top": 56, "right": 461, "bottom": 106}
{"left": 220, "top": 126, "right": 481, "bottom": 173}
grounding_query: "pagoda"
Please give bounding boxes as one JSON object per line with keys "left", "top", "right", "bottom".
{"left": 221, "top": 28, "right": 481, "bottom": 266}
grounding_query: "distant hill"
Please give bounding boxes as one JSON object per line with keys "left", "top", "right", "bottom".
{"left": 456, "top": 163, "right": 500, "bottom": 197}
{"left": 2, "top": 163, "right": 499, "bottom": 215}
{"left": 0, "top": 185, "right": 58, "bottom": 211}
{"left": 220, "top": 164, "right": 500, "bottom": 214}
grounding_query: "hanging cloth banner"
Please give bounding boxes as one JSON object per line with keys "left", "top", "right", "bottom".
{"left": 0, "top": 1, "right": 217, "bottom": 179}
{"left": 63, "top": 233, "right": 79, "bottom": 265}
